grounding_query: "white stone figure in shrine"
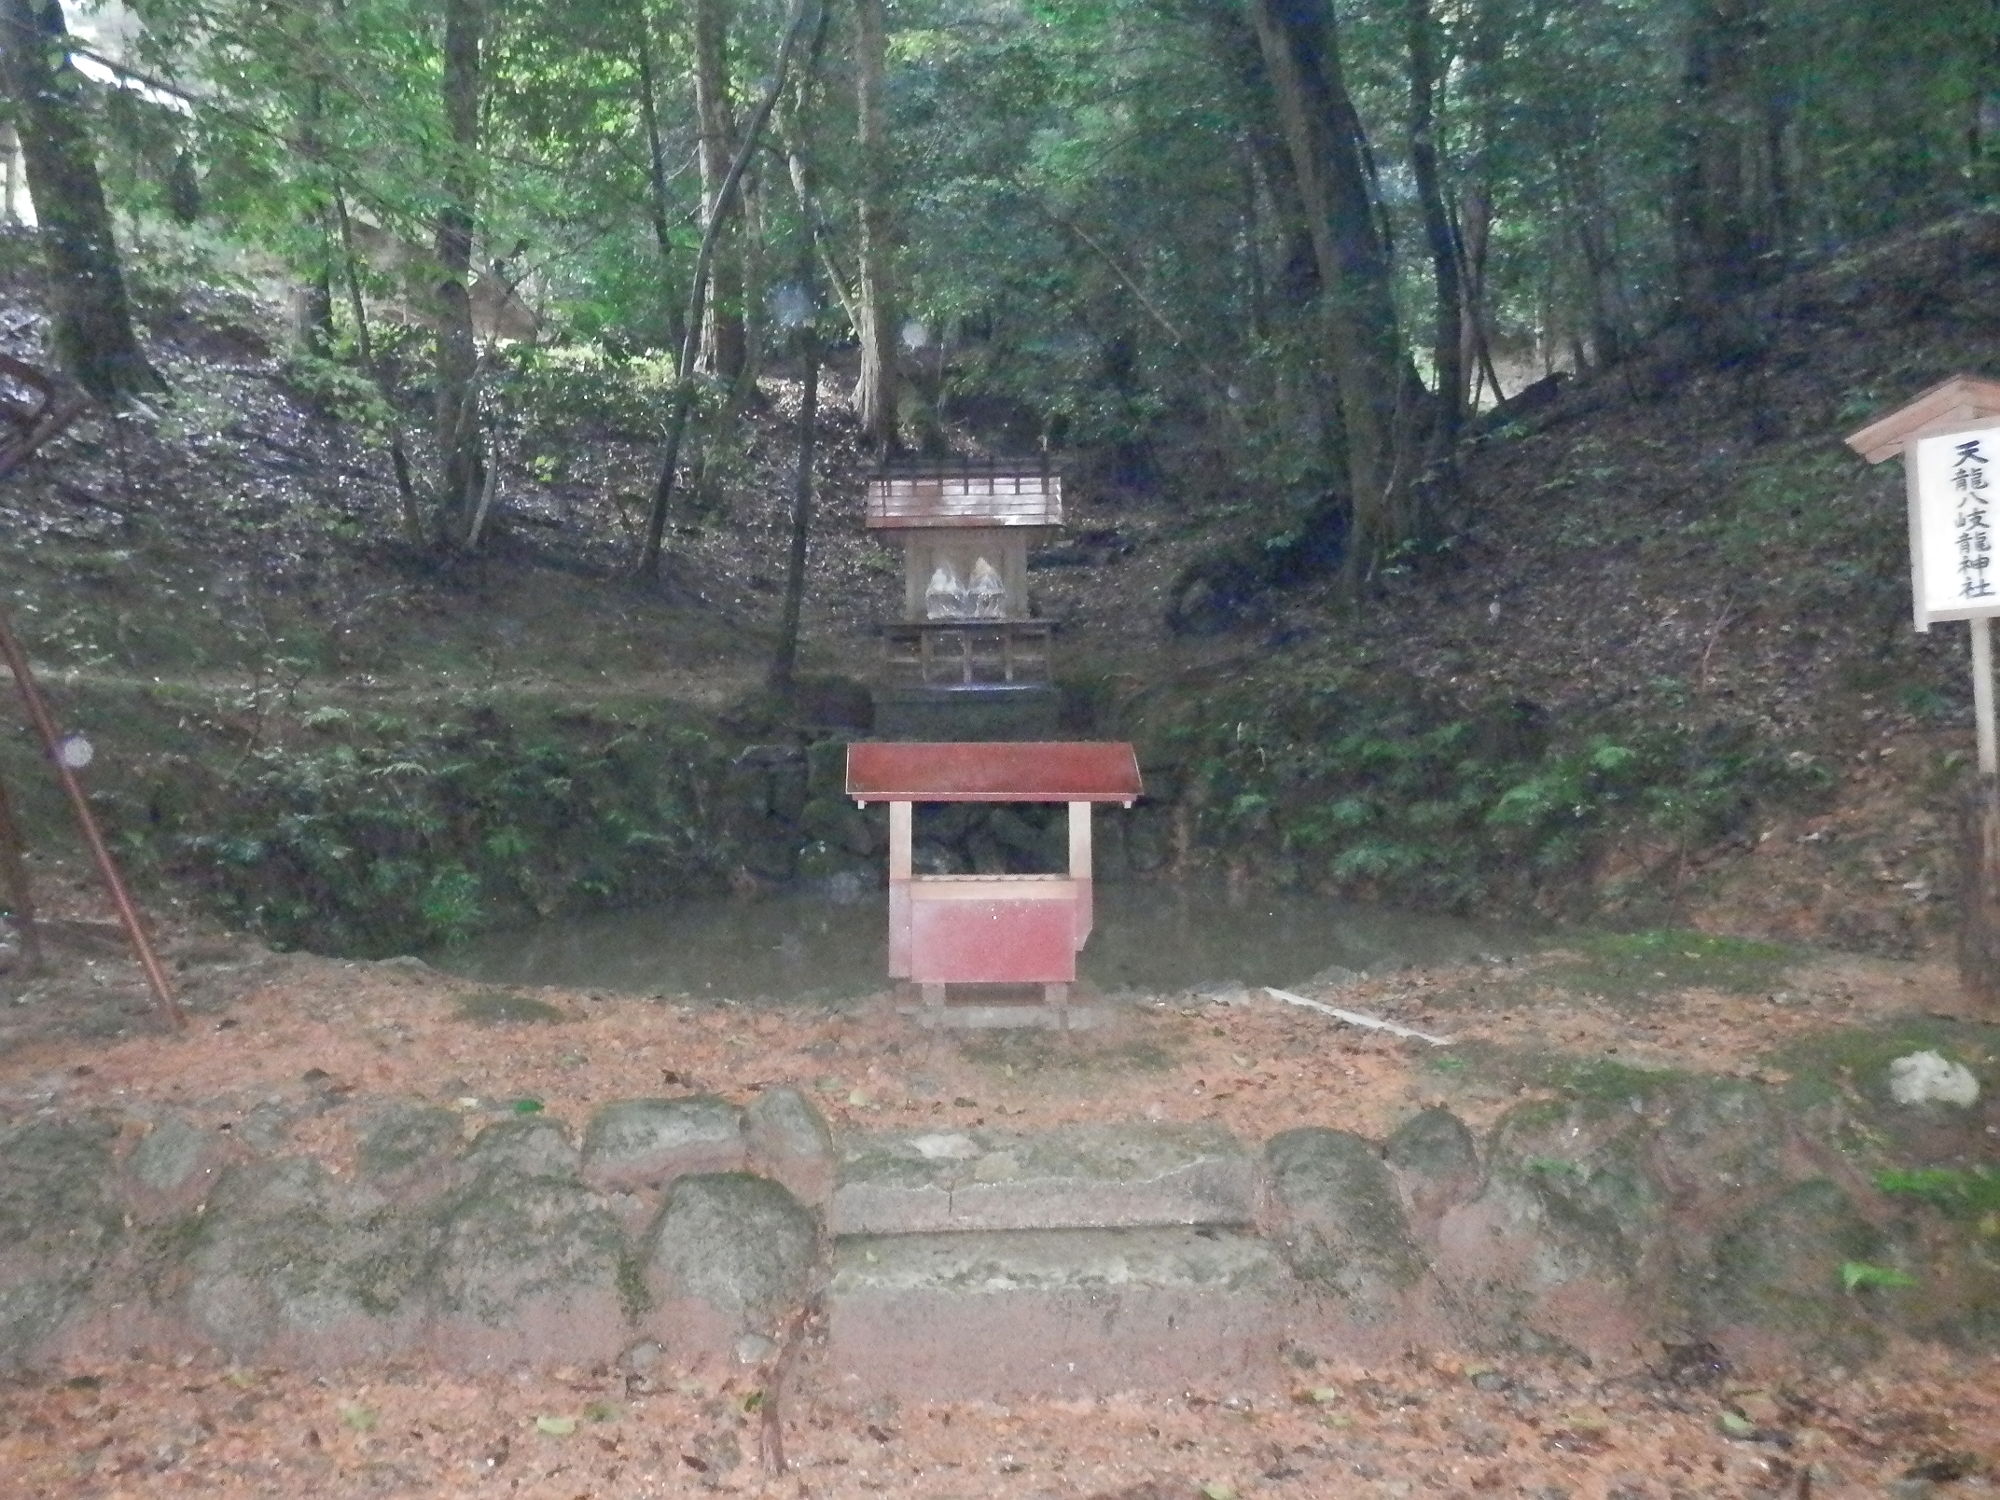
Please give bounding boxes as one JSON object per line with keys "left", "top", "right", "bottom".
{"left": 967, "top": 557, "right": 1006, "bottom": 619}
{"left": 925, "top": 561, "right": 968, "bottom": 619}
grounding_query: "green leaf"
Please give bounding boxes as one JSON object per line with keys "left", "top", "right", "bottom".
{"left": 338, "top": 1401, "right": 377, "bottom": 1432}
{"left": 1840, "top": 1260, "right": 1915, "bottom": 1293}
{"left": 511, "top": 1097, "right": 545, "bottom": 1115}
{"left": 535, "top": 1414, "right": 578, "bottom": 1436}
{"left": 1717, "top": 1410, "right": 1757, "bottom": 1438}
{"left": 1200, "top": 1484, "right": 1237, "bottom": 1500}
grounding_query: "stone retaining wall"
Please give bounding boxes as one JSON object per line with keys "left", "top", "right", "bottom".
{"left": 2, "top": 1060, "right": 1993, "bottom": 1390}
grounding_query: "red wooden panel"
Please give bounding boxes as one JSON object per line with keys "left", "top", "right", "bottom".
{"left": 909, "top": 893, "right": 1078, "bottom": 984}
{"left": 847, "top": 741, "right": 1142, "bottom": 803}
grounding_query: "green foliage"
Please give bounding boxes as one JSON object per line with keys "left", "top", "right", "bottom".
{"left": 1874, "top": 1166, "right": 2000, "bottom": 1221}
{"left": 1144, "top": 663, "right": 1830, "bottom": 912}
{"left": 498, "top": 344, "right": 680, "bottom": 446}
{"left": 133, "top": 703, "right": 741, "bottom": 956}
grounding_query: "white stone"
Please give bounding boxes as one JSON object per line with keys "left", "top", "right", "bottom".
{"left": 1887, "top": 1051, "right": 1981, "bottom": 1109}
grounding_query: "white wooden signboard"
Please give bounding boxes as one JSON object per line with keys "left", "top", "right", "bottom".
{"left": 1910, "top": 424, "right": 2000, "bottom": 630}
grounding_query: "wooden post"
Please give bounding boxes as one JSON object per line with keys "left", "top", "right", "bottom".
{"left": 1973, "top": 616, "right": 1998, "bottom": 776}
{"left": 1965, "top": 617, "right": 2000, "bottom": 1006}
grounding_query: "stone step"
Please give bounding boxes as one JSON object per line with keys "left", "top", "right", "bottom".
{"left": 827, "top": 1226, "right": 1286, "bottom": 1398}
{"left": 830, "top": 1122, "right": 1257, "bottom": 1236}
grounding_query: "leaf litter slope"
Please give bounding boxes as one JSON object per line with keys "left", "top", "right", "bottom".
{"left": 1, "top": 1334, "right": 1993, "bottom": 1497}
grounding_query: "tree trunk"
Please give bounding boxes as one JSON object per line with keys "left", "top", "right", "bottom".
{"left": 635, "top": 0, "right": 817, "bottom": 580}
{"left": 335, "top": 192, "right": 426, "bottom": 546}
{"left": 694, "top": 0, "right": 748, "bottom": 382}
{"left": 0, "top": 123, "right": 20, "bottom": 224}
{"left": 433, "top": 0, "right": 485, "bottom": 545}
{"left": 770, "top": 12, "right": 832, "bottom": 695}
{"left": 853, "top": 0, "right": 900, "bottom": 453}
{"left": 1973, "top": 0, "right": 2000, "bottom": 196}
{"left": 636, "top": 21, "right": 689, "bottom": 355}
{"left": 770, "top": 293, "right": 819, "bottom": 695}
{"left": 1673, "top": 0, "right": 1772, "bottom": 357}
{"left": 1246, "top": 0, "right": 1417, "bottom": 585}
{"left": 1555, "top": 145, "right": 1626, "bottom": 368}
{"left": 1405, "top": 0, "right": 1461, "bottom": 439}
{"left": 0, "top": 0, "right": 159, "bottom": 401}
{"left": 292, "top": 70, "right": 336, "bottom": 358}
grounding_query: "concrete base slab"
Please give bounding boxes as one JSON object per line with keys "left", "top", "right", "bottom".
{"left": 898, "top": 1001, "right": 1113, "bottom": 1030}
{"left": 832, "top": 1123, "right": 1257, "bottom": 1236}
{"left": 827, "top": 1227, "right": 1285, "bottom": 1398}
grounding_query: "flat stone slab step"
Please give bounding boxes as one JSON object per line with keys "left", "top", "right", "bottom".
{"left": 831, "top": 1122, "right": 1256, "bottom": 1235}
{"left": 827, "top": 1226, "right": 1285, "bottom": 1398}
{"left": 894, "top": 1001, "right": 1114, "bottom": 1030}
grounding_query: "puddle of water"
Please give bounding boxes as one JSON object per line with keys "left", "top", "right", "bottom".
{"left": 438, "top": 882, "right": 1528, "bottom": 1002}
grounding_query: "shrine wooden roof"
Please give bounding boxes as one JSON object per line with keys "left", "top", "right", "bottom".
{"left": 1845, "top": 374, "right": 2000, "bottom": 464}
{"left": 847, "top": 741, "right": 1141, "bottom": 803}
{"left": 865, "top": 458, "right": 1062, "bottom": 530}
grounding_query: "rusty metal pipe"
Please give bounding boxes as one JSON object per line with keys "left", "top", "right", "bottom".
{"left": 0, "top": 610, "right": 181, "bottom": 1027}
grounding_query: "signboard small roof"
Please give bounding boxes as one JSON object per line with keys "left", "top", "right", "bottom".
{"left": 846, "top": 741, "right": 1141, "bottom": 804}
{"left": 1845, "top": 374, "right": 2000, "bottom": 464}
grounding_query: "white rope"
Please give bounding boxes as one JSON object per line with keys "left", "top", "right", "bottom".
{"left": 1262, "top": 986, "right": 1453, "bottom": 1047}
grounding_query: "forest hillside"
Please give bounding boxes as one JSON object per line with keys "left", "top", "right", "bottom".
{"left": 3, "top": 210, "right": 1998, "bottom": 965}
{"left": 6, "top": 0, "right": 2000, "bottom": 963}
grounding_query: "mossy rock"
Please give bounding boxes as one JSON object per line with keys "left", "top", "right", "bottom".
{"left": 1774, "top": 1020, "right": 1997, "bottom": 1113}
{"left": 183, "top": 1157, "right": 440, "bottom": 1359}
{"left": 796, "top": 838, "right": 872, "bottom": 885}
{"left": 1263, "top": 1127, "right": 1425, "bottom": 1322}
{"left": 580, "top": 1096, "right": 744, "bottom": 1191}
{"left": 1704, "top": 1177, "right": 1891, "bottom": 1362}
{"left": 463, "top": 1116, "right": 580, "bottom": 1181}
{"left": 1484, "top": 1102, "right": 1667, "bottom": 1285}
{"left": 432, "top": 1171, "right": 629, "bottom": 1330}
{"left": 804, "top": 735, "right": 856, "bottom": 798}
{"left": 1649, "top": 1075, "right": 1798, "bottom": 1200}
{"left": 800, "top": 795, "right": 877, "bottom": 857}
{"left": 1385, "top": 1106, "right": 1480, "bottom": 1184}
{"left": 356, "top": 1100, "right": 466, "bottom": 1189}
{"left": 0, "top": 1116, "right": 125, "bottom": 1370}
{"left": 642, "top": 1172, "right": 818, "bottom": 1334}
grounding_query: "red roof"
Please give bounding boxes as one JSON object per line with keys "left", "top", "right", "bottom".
{"left": 847, "top": 742, "right": 1142, "bottom": 803}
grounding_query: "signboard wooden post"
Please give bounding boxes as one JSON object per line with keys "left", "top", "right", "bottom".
{"left": 1848, "top": 374, "right": 2000, "bottom": 1006}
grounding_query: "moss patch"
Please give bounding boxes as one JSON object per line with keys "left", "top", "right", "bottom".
{"left": 1541, "top": 929, "right": 1795, "bottom": 1000}
{"left": 453, "top": 990, "right": 570, "bottom": 1026}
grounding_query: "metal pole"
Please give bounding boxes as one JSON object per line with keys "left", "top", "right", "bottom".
{"left": 0, "top": 608, "right": 183, "bottom": 1028}
{"left": 1974, "top": 615, "right": 1998, "bottom": 776}
{"left": 0, "top": 764, "right": 45, "bottom": 970}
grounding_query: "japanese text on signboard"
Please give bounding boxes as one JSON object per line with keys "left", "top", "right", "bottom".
{"left": 1912, "top": 425, "right": 2000, "bottom": 626}
{"left": 1953, "top": 437, "right": 1994, "bottom": 600}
